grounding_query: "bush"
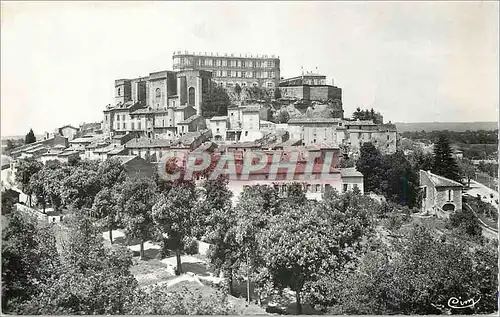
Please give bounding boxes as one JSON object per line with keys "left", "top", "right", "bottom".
{"left": 448, "top": 208, "right": 482, "bottom": 236}
{"left": 182, "top": 237, "right": 199, "bottom": 255}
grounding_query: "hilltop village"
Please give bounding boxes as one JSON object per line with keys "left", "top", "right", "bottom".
{"left": 6, "top": 51, "right": 398, "bottom": 199}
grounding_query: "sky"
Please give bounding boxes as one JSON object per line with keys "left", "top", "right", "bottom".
{"left": 1, "top": 1, "right": 499, "bottom": 136}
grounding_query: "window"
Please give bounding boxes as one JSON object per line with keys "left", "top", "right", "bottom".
{"left": 236, "top": 60, "right": 241, "bottom": 67}
{"left": 343, "top": 184, "right": 348, "bottom": 192}
{"left": 423, "top": 186, "right": 427, "bottom": 199}
{"left": 267, "top": 82, "right": 274, "bottom": 88}
{"left": 447, "top": 190, "right": 453, "bottom": 202}
{"left": 216, "top": 128, "right": 220, "bottom": 133}
{"left": 315, "top": 184, "right": 321, "bottom": 192}
{"left": 122, "top": 122, "right": 126, "bottom": 129}
{"left": 138, "top": 122, "right": 141, "bottom": 130}
{"left": 387, "top": 134, "right": 390, "bottom": 140}
{"left": 221, "top": 70, "right": 227, "bottom": 77}
{"left": 155, "top": 88, "right": 161, "bottom": 98}
{"left": 267, "top": 61, "right": 274, "bottom": 67}
{"left": 245, "top": 131, "right": 248, "bottom": 136}
{"left": 222, "top": 59, "right": 227, "bottom": 67}
{"left": 248, "top": 60, "right": 253, "bottom": 67}
{"left": 122, "top": 114, "right": 126, "bottom": 121}
{"left": 118, "top": 88, "right": 121, "bottom": 96}
{"left": 241, "top": 61, "right": 245, "bottom": 67}
{"left": 268, "top": 72, "right": 274, "bottom": 78}
{"left": 131, "top": 122, "right": 135, "bottom": 130}
{"left": 227, "top": 71, "right": 231, "bottom": 78}
{"left": 116, "top": 114, "right": 120, "bottom": 121}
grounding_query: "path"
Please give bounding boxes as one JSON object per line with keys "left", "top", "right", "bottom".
{"left": 465, "top": 180, "right": 499, "bottom": 210}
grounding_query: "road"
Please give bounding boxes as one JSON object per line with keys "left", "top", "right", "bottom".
{"left": 465, "top": 180, "right": 499, "bottom": 210}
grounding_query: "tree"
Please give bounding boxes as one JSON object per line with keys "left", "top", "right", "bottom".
{"left": 97, "top": 158, "right": 127, "bottom": 189}
{"left": 120, "top": 177, "right": 157, "bottom": 260}
{"left": 356, "top": 143, "right": 384, "bottom": 193}
{"left": 380, "top": 150, "right": 420, "bottom": 208}
{"left": 325, "top": 225, "right": 495, "bottom": 315}
{"left": 201, "top": 86, "right": 230, "bottom": 118}
{"left": 276, "top": 109, "right": 290, "bottom": 123}
{"left": 260, "top": 201, "right": 350, "bottom": 314}
{"left": 61, "top": 165, "right": 101, "bottom": 209}
{"left": 432, "top": 134, "right": 461, "bottom": 182}
{"left": 233, "top": 185, "right": 282, "bottom": 303}
{"left": 201, "top": 176, "right": 239, "bottom": 294}
{"left": 274, "top": 87, "right": 282, "bottom": 100}
{"left": 2, "top": 211, "right": 60, "bottom": 312}
{"left": 234, "top": 83, "right": 242, "bottom": 96}
{"left": 92, "top": 186, "right": 121, "bottom": 243}
{"left": 25, "top": 129, "right": 36, "bottom": 144}
{"left": 15, "top": 214, "right": 138, "bottom": 315}
{"left": 152, "top": 183, "right": 198, "bottom": 273}
{"left": 14, "top": 158, "right": 43, "bottom": 205}
{"left": 457, "top": 158, "right": 476, "bottom": 187}
{"left": 448, "top": 207, "right": 482, "bottom": 237}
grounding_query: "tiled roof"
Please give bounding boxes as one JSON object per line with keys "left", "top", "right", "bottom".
{"left": 288, "top": 117, "right": 342, "bottom": 124}
{"left": 130, "top": 107, "right": 169, "bottom": 115}
{"left": 210, "top": 116, "right": 228, "bottom": 121}
{"left": 340, "top": 168, "right": 363, "bottom": 178}
{"left": 422, "top": 170, "right": 463, "bottom": 188}
{"left": 112, "top": 155, "right": 138, "bottom": 165}
{"left": 70, "top": 137, "right": 95, "bottom": 144}
{"left": 178, "top": 115, "right": 202, "bottom": 125}
{"left": 242, "top": 106, "right": 260, "bottom": 113}
{"left": 125, "top": 138, "right": 172, "bottom": 149}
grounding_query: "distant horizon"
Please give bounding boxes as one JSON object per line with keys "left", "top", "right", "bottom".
{"left": 1, "top": 120, "right": 497, "bottom": 141}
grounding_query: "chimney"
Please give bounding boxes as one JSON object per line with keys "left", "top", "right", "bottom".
{"left": 331, "top": 78, "right": 335, "bottom": 86}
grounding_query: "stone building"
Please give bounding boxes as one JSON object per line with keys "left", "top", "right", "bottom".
{"left": 279, "top": 72, "right": 342, "bottom": 102}
{"left": 172, "top": 51, "right": 280, "bottom": 89}
{"left": 287, "top": 117, "right": 345, "bottom": 146}
{"left": 343, "top": 120, "right": 398, "bottom": 156}
{"left": 420, "top": 170, "right": 463, "bottom": 216}
{"left": 56, "top": 125, "right": 79, "bottom": 141}
{"left": 209, "top": 116, "right": 229, "bottom": 141}
{"left": 103, "top": 69, "right": 212, "bottom": 139}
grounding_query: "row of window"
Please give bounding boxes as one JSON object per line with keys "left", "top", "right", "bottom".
{"left": 241, "top": 183, "right": 358, "bottom": 194}
{"left": 217, "top": 81, "right": 274, "bottom": 88}
{"left": 212, "top": 70, "right": 276, "bottom": 79}
{"left": 175, "top": 57, "right": 277, "bottom": 68}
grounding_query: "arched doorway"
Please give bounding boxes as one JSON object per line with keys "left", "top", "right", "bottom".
{"left": 214, "top": 135, "right": 222, "bottom": 141}
{"left": 442, "top": 203, "right": 455, "bottom": 212}
{"left": 188, "top": 87, "right": 195, "bottom": 107}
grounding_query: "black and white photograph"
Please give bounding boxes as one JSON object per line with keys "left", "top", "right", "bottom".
{"left": 1, "top": 1, "right": 498, "bottom": 315}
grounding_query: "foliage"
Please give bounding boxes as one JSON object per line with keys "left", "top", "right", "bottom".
{"left": 2, "top": 211, "right": 60, "bottom": 312}
{"left": 260, "top": 198, "right": 364, "bottom": 313}
{"left": 25, "top": 129, "right": 36, "bottom": 144}
{"left": 380, "top": 150, "right": 420, "bottom": 207}
{"left": 1, "top": 190, "right": 18, "bottom": 215}
{"left": 356, "top": 143, "right": 384, "bottom": 193}
{"left": 352, "top": 107, "right": 383, "bottom": 124}
{"left": 128, "top": 283, "right": 235, "bottom": 315}
{"left": 97, "top": 158, "right": 127, "bottom": 188}
{"left": 432, "top": 134, "right": 461, "bottom": 182}
{"left": 120, "top": 177, "right": 157, "bottom": 259}
{"left": 202, "top": 86, "right": 230, "bottom": 118}
{"left": 182, "top": 236, "right": 199, "bottom": 255}
{"left": 14, "top": 157, "right": 43, "bottom": 194}
{"left": 14, "top": 214, "right": 138, "bottom": 315}
{"left": 477, "top": 161, "right": 498, "bottom": 178}
{"left": 234, "top": 83, "right": 242, "bottom": 95}
{"left": 274, "top": 109, "right": 290, "bottom": 123}
{"left": 61, "top": 165, "right": 101, "bottom": 209}
{"left": 326, "top": 225, "right": 497, "bottom": 314}
{"left": 447, "top": 207, "right": 482, "bottom": 237}
{"left": 401, "top": 129, "right": 498, "bottom": 145}
{"left": 457, "top": 158, "right": 476, "bottom": 187}
{"left": 273, "top": 88, "right": 282, "bottom": 100}
{"left": 152, "top": 182, "right": 197, "bottom": 272}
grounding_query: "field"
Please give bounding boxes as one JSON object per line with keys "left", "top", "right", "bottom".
{"left": 395, "top": 121, "right": 498, "bottom": 132}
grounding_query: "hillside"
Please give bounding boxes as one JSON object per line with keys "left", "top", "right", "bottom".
{"left": 395, "top": 122, "right": 498, "bottom": 132}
